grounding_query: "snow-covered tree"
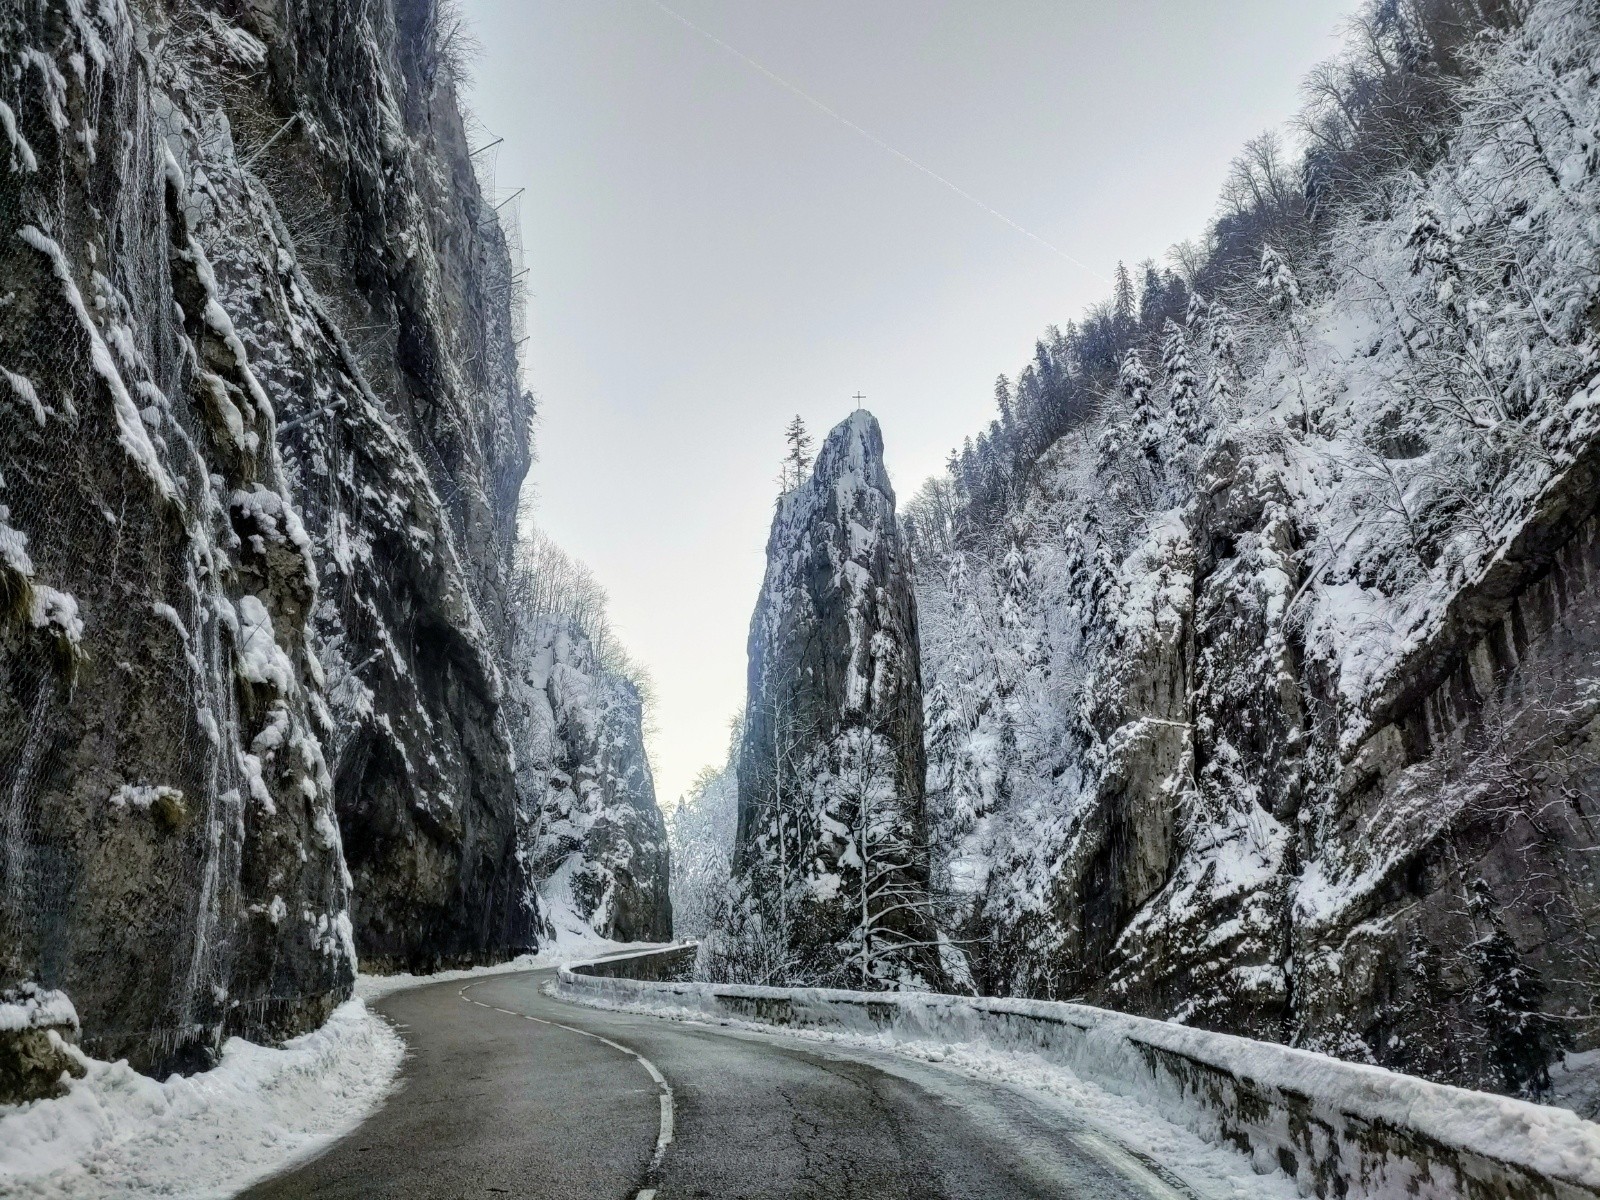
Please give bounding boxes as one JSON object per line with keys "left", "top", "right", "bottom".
{"left": 1204, "top": 301, "right": 1241, "bottom": 413}
{"left": 1123, "top": 349, "right": 1161, "bottom": 455}
{"left": 666, "top": 712, "right": 742, "bottom": 939}
{"left": 1112, "top": 260, "right": 1137, "bottom": 331}
{"left": 1258, "top": 244, "right": 1303, "bottom": 315}
{"left": 1161, "top": 319, "right": 1201, "bottom": 445}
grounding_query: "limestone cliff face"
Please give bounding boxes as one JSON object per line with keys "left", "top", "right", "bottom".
{"left": 934, "top": 358, "right": 1600, "bottom": 1099}
{"left": 935, "top": 408, "right": 1600, "bottom": 1098}
{"left": 1050, "top": 428, "right": 1600, "bottom": 1088}
{"left": 735, "top": 412, "right": 941, "bottom": 988}
{"left": 1085, "top": 444, "right": 1307, "bottom": 1037}
{"left": 1283, "top": 441, "right": 1600, "bottom": 1090}
{"left": 511, "top": 617, "right": 671, "bottom": 944}
{"left": 915, "top": 0, "right": 1600, "bottom": 1101}
{"left": 0, "top": 0, "right": 532, "bottom": 1076}
{"left": 247, "top": 0, "right": 537, "bottom": 975}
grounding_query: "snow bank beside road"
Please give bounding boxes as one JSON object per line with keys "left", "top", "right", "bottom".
{"left": 0, "top": 1000, "right": 401, "bottom": 1200}
{"left": 561, "top": 978, "right": 1296, "bottom": 1200}
{"left": 0, "top": 937, "right": 656, "bottom": 1199}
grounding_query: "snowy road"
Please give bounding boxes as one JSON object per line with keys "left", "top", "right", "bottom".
{"left": 241, "top": 966, "right": 1199, "bottom": 1199}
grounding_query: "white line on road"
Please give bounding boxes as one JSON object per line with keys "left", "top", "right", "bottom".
{"left": 459, "top": 982, "right": 673, "bottom": 1200}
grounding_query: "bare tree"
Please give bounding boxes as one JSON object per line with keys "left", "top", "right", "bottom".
{"left": 828, "top": 729, "right": 949, "bottom": 988}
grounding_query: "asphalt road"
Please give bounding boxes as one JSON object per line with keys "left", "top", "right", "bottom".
{"left": 241, "top": 967, "right": 1198, "bottom": 1200}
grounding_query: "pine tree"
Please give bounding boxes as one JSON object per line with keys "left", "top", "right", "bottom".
{"left": 1206, "top": 301, "right": 1242, "bottom": 412}
{"left": 994, "top": 375, "right": 1014, "bottom": 436}
{"left": 781, "top": 415, "right": 813, "bottom": 492}
{"left": 1119, "top": 348, "right": 1161, "bottom": 459}
{"left": 1112, "top": 261, "right": 1136, "bottom": 332}
{"left": 999, "top": 536, "right": 1043, "bottom": 671}
{"left": 945, "top": 449, "right": 966, "bottom": 504}
{"left": 1407, "top": 202, "right": 1463, "bottom": 320}
{"left": 946, "top": 553, "right": 971, "bottom": 610}
{"left": 1069, "top": 539, "right": 1124, "bottom": 634}
{"left": 923, "top": 672, "right": 964, "bottom": 762}
{"left": 1259, "top": 244, "right": 1312, "bottom": 423}
{"left": 1258, "top": 244, "right": 1303, "bottom": 315}
{"left": 1468, "top": 881, "right": 1560, "bottom": 1096}
{"left": 1138, "top": 260, "right": 1165, "bottom": 331}
{"left": 1091, "top": 545, "right": 1121, "bottom": 623}
{"left": 1095, "top": 417, "right": 1129, "bottom": 476}
{"left": 1161, "top": 320, "right": 1201, "bottom": 443}
{"left": 1061, "top": 525, "right": 1090, "bottom": 631}
{"left": 998, "top": 539, "right": 1030, "bottom": 631}
{"left": 959, "top": 437, "right": 977, "bottom": 492}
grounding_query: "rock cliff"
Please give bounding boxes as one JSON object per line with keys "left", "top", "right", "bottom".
{"left": 911, "top": 0, "right": 1600, "bottom": 1101}
{"left": 510, "top": 615, "right": 671, "bottom": 944}
{"left": 0, "top": 0, "right": 533, "bottom": 1077}
{"left": 734, "top": 412, "right": 943, "bottom": 988}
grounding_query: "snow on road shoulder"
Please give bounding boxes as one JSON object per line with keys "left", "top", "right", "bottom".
{"left": 0, "top": 999, "right": 402, "bottom": 1200}
{"left": 868, "top": 1037, "right": 1299, "bottom": 1200}
{"left": 557, "top": 985, "right": 1298, "bottom": 1200}
{"left": 0, "top": 937, "right": 659, "bottom": 1199}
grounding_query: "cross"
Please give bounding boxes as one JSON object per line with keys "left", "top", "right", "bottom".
{"left": 852, "top": 391, "right": 866, "bottom": 410}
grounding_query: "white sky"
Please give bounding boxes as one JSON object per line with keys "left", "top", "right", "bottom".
{"left": 459, "top": 0, "right": 1357, "bottom": 805}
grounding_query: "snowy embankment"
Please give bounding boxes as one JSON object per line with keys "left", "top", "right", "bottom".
{"left": 0, "top": 1000, "right": 398, "bottom": 1200}
{"left": 559, "top": 947, "right": 1600, "bottom": 1200}
{"left": 0, "top": 938, "right": 640, "bottom": 1200}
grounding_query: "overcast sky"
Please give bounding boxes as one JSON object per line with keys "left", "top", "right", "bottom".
{"left": 459, "top": 0, "right": 1357, "bottom": 805}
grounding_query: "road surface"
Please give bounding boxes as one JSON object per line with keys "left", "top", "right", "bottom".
{"left": 242, "top": 966, "right": 1197, "bottom": 1200}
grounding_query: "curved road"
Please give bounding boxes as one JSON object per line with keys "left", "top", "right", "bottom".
{"left": 242, "top": 966, "right": 1197, "bottom": 1200}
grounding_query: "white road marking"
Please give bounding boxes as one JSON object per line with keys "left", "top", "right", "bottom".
{"left": 552, "top": 990, "right": 1203, "bottom": 1200}
{"left": 459, "top": 981, "right": 674, "bottom": 1200}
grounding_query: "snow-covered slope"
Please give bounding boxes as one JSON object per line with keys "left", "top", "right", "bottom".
{"left": 666, "top": 728, "right": 739, "bottom": 939}
{"left": 912, "top": 0, "right": 1600, "bottom": 1101}
{"left": 509, "top": 615, "right": 671, "bottom": 944}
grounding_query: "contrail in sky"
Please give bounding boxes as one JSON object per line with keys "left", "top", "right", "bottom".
{"left": 644, "top": 0, "right": 1109, "bottom": 284}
